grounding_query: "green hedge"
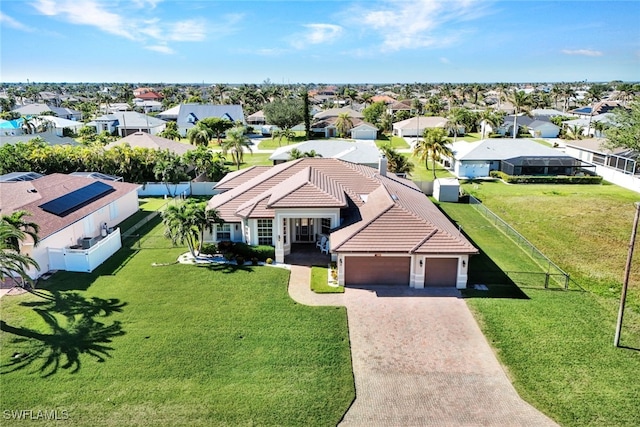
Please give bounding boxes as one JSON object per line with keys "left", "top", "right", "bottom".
{"left": 489, "top": 170, "right": 603, "bottom": 184}
{"left": 217, "top": 241, "right": 275, "bottom": 261}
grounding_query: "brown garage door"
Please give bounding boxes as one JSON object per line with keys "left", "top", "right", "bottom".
{"left": 424, "top": 258, "right": 458, "bottom": 287}
{"left": 344, "top": 256, "right": 410, "bottom": 286}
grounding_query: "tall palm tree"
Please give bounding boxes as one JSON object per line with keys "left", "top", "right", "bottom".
{"left": 0, "top": 222, "right": 39, "bottom": 288}
{"left": 221, "top": 127, "right": 252, "bottom": 170}
{"left": 446, "top": 108, "right": 467, "bottom": 141}
{"left": 506, "top": 90, "right": 532, "bottom": 139}
{"left": 413, "top": 128, "right": 453, "bottom": 179}
{"left": 335, "top": 112, "right": 354, "bottom": 138}
{"left": 2, "top": 210, "right": 40, "bottom": 251}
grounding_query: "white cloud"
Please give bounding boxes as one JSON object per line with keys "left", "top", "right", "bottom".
{"left": 440, "top": 57, "right": 450, "bottom": 64}
{"left": 31, "top": 0, "right": 215, "bottom": 49}
{"left": 353, "top": 0, "right": 492, "bottom": 51}
{"left": 561, "top": 49, "right": 603, "bottom": 57}
{"left": 167, "top": 19, "right": 207, "bottom": 41}
{"left": 33, "top": 0, "right": 135, "bottom": 40}
{"left": 145, "top": 44, "right": 174, "bottom": 54}
{"left": 291, "top": 23, "right": 343, "bottom": 49}
{"left": 0, "top": 11, "right": 35, "bottom": 32}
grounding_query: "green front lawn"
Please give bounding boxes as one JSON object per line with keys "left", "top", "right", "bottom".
{"left": 0, "top": 222, "right": 354, "bottom": 426}
{"left": 438, "top": 180, "right": 640, "bottom": 426}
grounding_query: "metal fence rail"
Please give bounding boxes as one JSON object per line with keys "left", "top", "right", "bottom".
{"left": 468, "top": 195, "right": 570, "bottom": 289}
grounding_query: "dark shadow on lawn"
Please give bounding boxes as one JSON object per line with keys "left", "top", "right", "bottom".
{"left": 1, "top": 291, "right": 126, "bottom": 377}
{"left": 200, "top": 263, "right": 256, "bottom": 274}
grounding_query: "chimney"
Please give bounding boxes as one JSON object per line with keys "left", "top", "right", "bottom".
{"left": 378, "top": 154, "right": 388, "bottom": 177}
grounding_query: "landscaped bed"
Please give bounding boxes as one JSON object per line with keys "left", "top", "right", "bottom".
{"left": 0, "top": 221, "right": 354, "bottom": 426}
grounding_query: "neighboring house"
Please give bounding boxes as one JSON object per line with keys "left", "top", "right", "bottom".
{"left": 562, "top": 113, "right": 614, "bottom": 137}
{"left": 0, "top": 172, "right": 140, "bottom": 279}
{"left": 0, "top": 118, "right": 24, "bottom": 136}
{"left": 350, "top": 122, "right": 379, "bottom": 140}
{"left": 571, "top": 100, "right": 625, "bottom": 117}
{"left": 12, "top": 103, "right": 82, "bottom": 120}
{"left": 156, "top": 104, "right": 181, "bottom": 121}
{"left": 164, "top": 104, "right": 246, "bottom": 137}
{"left": 269, "top": 140, "right": 382, "bottom": 167}
{"left": 370, "top": 95, "right": 397, "bottom": 105}
{"left": 445, "top": 138, "right": 584, "bottom": 179}
{"left": 135, "top": 91, "right": 163, "bottom": 102}
{"left": 87, "top": 112, "right": 166, "bottom": 137}
{"left": 106, "top": 131, "right": 194, "bottom": 156}
{"left": 207, "top": 158, "right": 478, "bottom": 288}
{"left": 564, "top": 138, "right": 639, "bottom": 175}
{"left": 247, "top": 110, "right": 266, "bottom": 126}
{"left": 387, "top": 100, "right": 413, "bottom": 116}
{"left": 37, "top": 116, "right": 85, "bottom": 136}
{"left": 311, "top": 107, "right": 376, "bottom": 139}
{"left": 528, "top": 120, "right": 560, "bottom": 138}
{"left": 133, "top": 99, "right": 163, "bottom": 113}
{"left": 392, "top": 116, "right": 450, "bottom": 138}
{"left": 531, "top": 108, "right": 575, "bottom": 119}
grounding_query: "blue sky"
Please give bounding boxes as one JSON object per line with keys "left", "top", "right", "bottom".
{"left": 1, "top": 0, "right": 638, "bottom": 84}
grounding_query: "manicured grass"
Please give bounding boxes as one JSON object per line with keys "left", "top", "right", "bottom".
{"left": 0, "top": 222, "right": 354, "bottom": 426}
{"left": 257, "top": 132, "right": 306, "bottom": 150}
{"left": 233, "top": 153, "right": 273, "bottom": 169}
{"left": 405, "top": 154, "right": 454, "bottom": 182}
{"left": 310, "top": 266, "right": 344, "bottom": 294}
{"left": 437, "top": 180, "right": 640, "bottom": 426}
{"left": 462, "top": 181, "right": 640, "bottom": 309}
{"left": 375, "top": 135, "right": 409, "bottom": 149}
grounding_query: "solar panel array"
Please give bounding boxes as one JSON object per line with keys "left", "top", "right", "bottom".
{"left": 39, "top": 181, "right": 115, "bottom": 217}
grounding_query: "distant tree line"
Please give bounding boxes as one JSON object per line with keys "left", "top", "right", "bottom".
{"left": 0, "top": 140, "right": 229, "bottom": 183}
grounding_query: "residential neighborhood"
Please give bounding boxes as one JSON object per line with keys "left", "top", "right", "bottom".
{"left": 1, "top": 0, "right": 640, "bottom": 426}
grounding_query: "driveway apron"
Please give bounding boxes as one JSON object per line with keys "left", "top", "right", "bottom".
{"left": 288, "top": 266, "right": 558, "bottom": 427}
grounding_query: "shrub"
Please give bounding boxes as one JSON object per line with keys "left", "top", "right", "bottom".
{"left": 490, "top": 170, "right": 603, "bottom": 184}
{"left": 235, "top": 255, "right": 245, "bottom": 265}
{"left": 200, "top": 243, "right": 217, "bottom": 255}
{"left": 251, "top": 257, "right": 259, "bottom": 266}
{"left": 266, "top": 258, "right": 273, "bottom": 264}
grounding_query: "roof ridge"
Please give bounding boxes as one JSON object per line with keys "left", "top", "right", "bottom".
{"left": 410, "top": 229, "right": 437, "bottom": 253}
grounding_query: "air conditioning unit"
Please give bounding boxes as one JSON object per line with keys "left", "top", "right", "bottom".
{"left": 80, "top": 237, "right": 98, "bottom": 249}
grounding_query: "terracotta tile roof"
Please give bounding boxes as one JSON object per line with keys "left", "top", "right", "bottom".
{"left": 207, "top": 158, "right": 477, "bottom": 255}
{"left": 215, "top": 166, "right": 271, "bottom": 191}
{"left": 0, "top": 174, "right": 140, "bottom": 240}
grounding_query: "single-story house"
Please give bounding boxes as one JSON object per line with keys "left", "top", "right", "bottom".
{"left": 269, "top": 140, "right": 381, "bottom": 167}
{"left": 0, "top": 172, "right": 140, "bottom": 280}
{"left": 392, "top": 116, "right": 462, "bottom": 138}
{"left": 36, "top": 116, "right": 85, "bottom": 137}
{"left": 562, "top": 113, "right": 615, "bottom": 137}
{"left": 564, "top": 138, "right": 639, "bottom": 175}
{"left": 87, "top": 112, "right": 167, "bottom": 137}
{"left": 12, "top": 103, "right": 82, "bottom": 121}
{"left": 247, "top": 110, "right": 266, "bottom": 126}
{"left": 350, "top": 122, "right": 379, "bottom": 140}
{"left": 445, "top": 138, "right": 583, "bottom": 179}
{"left": 206, "top": 157, "right": 478, "bottom": 288}
{"left": 311, "top": 107, "right": 377, "bottom": 139}
{"left": 133, "top": 99, "right": 163, "bottom": 113}
{"left": 528, "top": 120, "right": 560, "bottom": 138}
{"left": 0, "top": 134, "right": 78, "bottom": 147}
{"left": 160, "top": 104, "right": 245, "bottom": 137}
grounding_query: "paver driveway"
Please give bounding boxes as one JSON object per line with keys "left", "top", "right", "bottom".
{"left": 288, "top": 265, "right": 558, "bottom": 427}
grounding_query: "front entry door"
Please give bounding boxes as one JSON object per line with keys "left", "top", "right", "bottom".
{"left": 295, "top": 218, "right": 314, "bottom": 242}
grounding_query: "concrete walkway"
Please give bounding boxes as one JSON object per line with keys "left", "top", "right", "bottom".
{"left": 288, "top": 265, "right": 558, "bottom": 427}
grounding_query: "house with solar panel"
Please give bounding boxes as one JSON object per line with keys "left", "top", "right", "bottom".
{"left": 0, "top": 172, "right": 140, "bottom": 280}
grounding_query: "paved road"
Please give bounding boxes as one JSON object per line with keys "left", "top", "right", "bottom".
{"left": 288, "top": 265, "right": 558, "bottom": 427}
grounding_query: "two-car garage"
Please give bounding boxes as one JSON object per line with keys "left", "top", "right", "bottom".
{"left": 343, "top": 256, "right": 459, "bottom": 287}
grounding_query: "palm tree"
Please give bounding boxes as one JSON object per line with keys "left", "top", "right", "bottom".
{"left": 335, "top": 112, "right": 354, "bottom": 138}
{"left": 592, "top": 120, "right": 609, "bottom": 138}
{"left": 2, "top": 210, "right": 40, "bottom": 251}
{"left": 162, "top": 200, "right": 222, "bottom": 258}
{"left": 477, "top": 109, "right": 504, "bottom": 139}
{"left": 566, "top": 124, "right": 584, "bottom": 140}
{"left": 158, "top": 121, "right": 181, "bottom": 141}
{"left": 21, "top": 116, "right": 36, "bottom": 134}
{"left": 221, "top": 127, "right": 252, "bottom": 170}
{"left": 446, "top": 108, "right": 467, "bottom": 141}
{"left": 506, "top": 90, "right": 532, "bottom": 139}
{"left": 380, "top": 144, "right": 414, "bottom": 176}
{"left": 187, "top": 122, "right": 215, "bottom": 147}
{"left": 0, "top": 222, "right": 39, "bottom": 288}
{"left": 273, "top": 128, "right": 296, "bottom": 147}
{"left": 413, "top": 128, "right": 453, "bottom": 179}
